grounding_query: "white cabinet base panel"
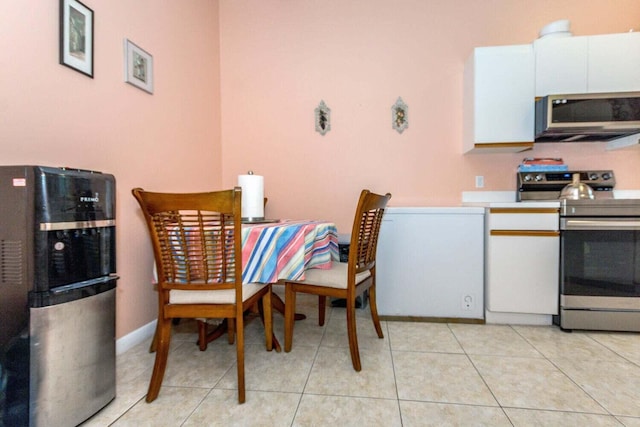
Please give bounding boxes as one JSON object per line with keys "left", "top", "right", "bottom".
{"left": 485, "top": 310, "right": 552, "bottom": 326}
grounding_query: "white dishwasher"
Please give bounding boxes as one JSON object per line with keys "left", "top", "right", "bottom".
{"left": 376, "top": 207, "right": 485, "bottom": 320}
{"left": 484, "top": 203, "right": 560, "bottom": 325}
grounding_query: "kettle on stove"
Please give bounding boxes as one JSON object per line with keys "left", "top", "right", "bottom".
{"left": 559, "top": 173, "right": 595, "bottom": 200}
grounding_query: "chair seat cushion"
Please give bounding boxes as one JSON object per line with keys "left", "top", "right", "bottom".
{"left": 295, "top": 262, "right": 371, "bottom": 289}
{"left": 169, "top": 282, "right": 268, "bottom": 304}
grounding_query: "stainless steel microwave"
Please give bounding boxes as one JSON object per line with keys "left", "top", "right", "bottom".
{"left": 535, "top": 92, "right": 640, "bottom": 142}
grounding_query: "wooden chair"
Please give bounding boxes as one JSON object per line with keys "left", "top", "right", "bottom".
{"left": 132, "top": 187, "right": 273, "bottom": 404}
{"left": 283, "top": 189, "right": 391, "bottom": 371}
{"left": 194, "top": 195, "right": 270, "bottom": 351}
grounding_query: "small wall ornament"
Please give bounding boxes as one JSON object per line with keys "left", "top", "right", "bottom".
{"left": 315, "top": 100, "right": 331, "bottom": 135}
{"left": 392, "top": 97, "right": 408, "bottom": 133}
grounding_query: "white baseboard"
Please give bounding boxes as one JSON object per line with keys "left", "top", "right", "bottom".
{"left": 116, "top": 319, "right": 156, "bottom": 355}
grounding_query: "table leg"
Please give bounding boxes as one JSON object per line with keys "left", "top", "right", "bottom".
{"left": 257, "top": 299, "right": 282, "bottom": 352}
{"left": 197, "top": 292, "right": 306, "bottom": 351}
{"left": 198, "top": 319, "right": 228, "bottom": 347}
{"left": 272, "top": 293, "right": 306, "bottom": 321}
{"left": 199, "top": 310, "right": 282, "bottom": 353}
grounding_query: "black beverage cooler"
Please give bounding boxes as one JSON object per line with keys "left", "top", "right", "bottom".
{"left": 0, "top": 166, "right": 117, "bottom": 426}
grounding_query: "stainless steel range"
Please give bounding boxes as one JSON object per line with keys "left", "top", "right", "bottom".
{"left": 517, "top": 170, "right": 640, "bottom": 332}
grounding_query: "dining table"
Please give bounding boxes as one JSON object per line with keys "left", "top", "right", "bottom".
{"left": 202, "top": 219, "right": 339, "bottom": 351}
{"left": 241, "top": 219, "right": 339, "bottom": 286}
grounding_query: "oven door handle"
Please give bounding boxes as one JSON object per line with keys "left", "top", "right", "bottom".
{"left": 561, "top": 218, "right": 640, "bottom": 230}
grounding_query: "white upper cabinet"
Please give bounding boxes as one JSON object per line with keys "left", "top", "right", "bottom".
{"left": 588, "top": 32, "right": 640, "bottom": 93}
{"left": 534, "top": 32, "right": 640, "bottom": 150}
{"left": 463, "top": 44, "right": 535, "bottom": 153}
{"left": 534, "top": 32, "right": 640, "bottom": 96}
{"left": 534, "top": 36, "right": 588, "bottom": 97}
{"left": 591, "top": 33, "right": 640, "bottom": 149}
{"left": 467, "top": 32, "right": 640, "bottom": 153}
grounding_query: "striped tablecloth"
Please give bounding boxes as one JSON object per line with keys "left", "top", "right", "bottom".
{"left": 241, "top": 220, "right": 339, "bottom": 284}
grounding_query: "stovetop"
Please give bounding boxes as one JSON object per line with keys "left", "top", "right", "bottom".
{"left": 517, "top": 169, "right": 640, "bottom": 216}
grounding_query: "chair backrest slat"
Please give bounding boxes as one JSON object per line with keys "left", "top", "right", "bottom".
{"left": 132, "top": 187, "right": 242, "bottom": 291}
{"left": 349, "top": 190, "right": 391, "bottom": 274}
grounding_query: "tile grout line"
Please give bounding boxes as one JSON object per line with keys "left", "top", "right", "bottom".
{"left": 447, "top": 323, "right": 515, "bottom": 426}
{"left": 386, "top": 320, "right": 407, "bottom": 426}
{"left": 511, "top": 325, "right": 614, "bottom": 418}
{"left": 585, "top": 332, "right": 640, "bottom": 369}
{"left": 287, "top": 303, "right": 334, "bottom": 426}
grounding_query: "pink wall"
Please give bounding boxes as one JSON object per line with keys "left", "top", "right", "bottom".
{"left": 219, "top": 0, "right": 640, "bottom": 232}
{"left": 0, "top": 1, "right": 221, "bottom": 338}
{"left": 2, "top": 1, "right": 639, "bottom": 340}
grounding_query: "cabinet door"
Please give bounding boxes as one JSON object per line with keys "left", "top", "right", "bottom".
{"left": 534, "top": 36, "right": 588, "bottom": 96}
{"left": 487, "top": 232, "right": 559, "bottom": 314}
{"left": 588, "top": 32, "right": 640, "bottom": 93}
{"left": 464, "top": 44, "right": 534, "bottom": 152}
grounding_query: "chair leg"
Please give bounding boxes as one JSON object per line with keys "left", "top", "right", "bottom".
{"left": 318, "top": 295, "right": 326, "bottom": 326}
{"left": 368, "top": 284, "right": 384, "bottom": 339}
{"left": 146, "top": 317, "right": 172, "bottom": 402}
{"left": 284, "top": 284, "right": 296, "bottom": 352}
{"left": 346, "top": 299, "right": 362, "bottom": 371}
{"left": 235, "top": 309, "right": 245, "bottom": 404}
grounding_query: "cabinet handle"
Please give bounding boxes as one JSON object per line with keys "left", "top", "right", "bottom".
{"left": 490, "top": 230, "right": 559, "bottom": 237}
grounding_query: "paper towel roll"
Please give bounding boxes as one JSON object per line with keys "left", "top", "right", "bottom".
{"left": 238, "top": 173, "right": 264, "bottom": 220}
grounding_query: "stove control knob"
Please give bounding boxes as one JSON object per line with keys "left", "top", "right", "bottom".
{"left": 602, "top": 172, "right": 612, "bottom": 180}
{"left": 523, "top": 174, "right": 533, "bottom": 182}
{"left": 589, "top": 173, "right": 599, "bottom": 180}
{"left": 535, "top": 174, "right": 544, "bottom": 182}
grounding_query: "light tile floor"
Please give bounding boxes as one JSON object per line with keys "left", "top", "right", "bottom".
{"left": 82, "top": 291, "right": 640, "bottom": 426}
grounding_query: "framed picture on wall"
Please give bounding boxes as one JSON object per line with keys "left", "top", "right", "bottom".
{"left": 59, "top": 0, "right": 94, "bottom": 77}
{"left": 124, "top": 39, "right": 154, "bottom": 94}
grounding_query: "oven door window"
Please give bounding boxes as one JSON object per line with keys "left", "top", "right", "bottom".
{"left": 561, "top": 229, "right": 640, "bottom": 297}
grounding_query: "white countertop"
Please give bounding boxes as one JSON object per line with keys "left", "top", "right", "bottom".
{"left": 486, "top": 201, "right": 560, "bottom": 208}
{"left": 462, "top": 190, "right": 640, "bottom": 206}
{"left": 461, "top": 192, "right": 558, "bottom": 208}
{"left": 383, "top": 191, "right": 640, "bottom": 215}
{"left": 613, "top": 190, "right": 640, "bottom": 199}
{"left": 385, "top": 206, "right": 485, "bottom": 215}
